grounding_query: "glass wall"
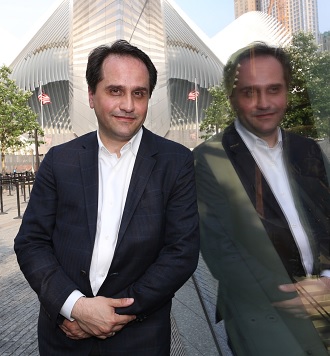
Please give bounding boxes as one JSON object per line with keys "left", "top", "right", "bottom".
{"left": 195, "top": 3, "right": 330, "bottom": 355}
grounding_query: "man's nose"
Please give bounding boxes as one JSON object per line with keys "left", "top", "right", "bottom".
{"left": 256, "top": 91, "right": 270, "bottom": 109}
{"left": 119, "top": 94, "right": 134, "bottom": 112}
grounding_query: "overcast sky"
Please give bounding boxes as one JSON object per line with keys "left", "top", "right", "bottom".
{"left": 0, "top": 0, "right": 329, "bottom": 65}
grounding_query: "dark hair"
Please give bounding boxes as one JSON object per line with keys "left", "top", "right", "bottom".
{"left": 86, "top": 39, "right": 157, "bottom": 97}
{"left": 223, "top": 42, "right": 292, "bottom": 96}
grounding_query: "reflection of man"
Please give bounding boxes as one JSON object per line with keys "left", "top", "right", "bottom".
{"left": 14, "top": 40, "right": 199, "bottom": 356}
{"left": 194, "top": 43, "right": 330, "bottom": 355}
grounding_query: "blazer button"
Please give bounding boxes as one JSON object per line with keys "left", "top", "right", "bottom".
{"left": 136, "top": 314, "right": 147, "bottom": 322}
{"left": 80, "top": 270, "right": 87, "bottom": 276}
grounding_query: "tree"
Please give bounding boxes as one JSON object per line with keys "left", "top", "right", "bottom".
{"left": 199, "top": 84, "right": 235, "bottom": 140}
{"left": 0, "top": 65, "right": 42, "bottom": 173}
{"left": 285, "top": 32, "right": 330, "bottom": 138}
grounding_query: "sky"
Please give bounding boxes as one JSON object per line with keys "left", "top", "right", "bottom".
{"left": 0, "top": 0, "right": 329, "bottom": 66}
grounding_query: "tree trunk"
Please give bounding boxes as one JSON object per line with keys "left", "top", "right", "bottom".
{"left": 1, "top": 150, "right": 6, "bottom": 174}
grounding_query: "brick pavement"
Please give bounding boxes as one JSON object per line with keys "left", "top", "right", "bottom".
{"left": 0, "top": 186, "right": 221, "bottom": 356}
{"left": 0, "top": 187, "right": 38, "bottom": 356}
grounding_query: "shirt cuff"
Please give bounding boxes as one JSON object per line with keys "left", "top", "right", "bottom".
{"left": 60, "top": 290, "right": 85, "bottom": 321}
{"left": 320, "top": 270, "right": 330, "bottom": 278}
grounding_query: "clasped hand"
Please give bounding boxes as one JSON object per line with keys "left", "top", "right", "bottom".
{"left": 59, "top": 296, "right": 136, "bottom": 340}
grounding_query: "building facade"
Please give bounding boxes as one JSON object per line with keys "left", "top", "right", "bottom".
{"left": 10, "top": 0, "right": 223, "bottom": 149}
{"left": 11, "top": 0, "right": 70, "bottom": 136}
{"left": 234, "top": 0, "right": 319, "bottom": 43}
{"left": 234, "top": 0, "right": 261, "bottom": 18}
{"left": 287, "top": 0, "right": 319, "bottom": 42}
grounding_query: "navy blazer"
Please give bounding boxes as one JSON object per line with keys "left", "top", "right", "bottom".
{"left": 222, "top": 124, "right": 330, "bottom": 277}
{"left": 15, "top": 127, "right": 200, "bottom": 356}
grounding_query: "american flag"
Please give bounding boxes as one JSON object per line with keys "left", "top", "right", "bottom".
{"left": 188, "top": 90, "right": 199, "bottom": 101}
{"left": 38, "top": 92, "right": 51, "bottom": 105}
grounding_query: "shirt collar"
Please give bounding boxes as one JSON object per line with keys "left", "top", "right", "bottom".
{"left": 234, "top": 118, "right": 282, "bottom": 151}
{"left": 97, "top": 127, "right": 143, "bottom": 157}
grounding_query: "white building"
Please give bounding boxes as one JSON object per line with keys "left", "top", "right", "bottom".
{"left": 210, "top": 11, "right": 291, "bottom": 64}
{"left": 235, "top": 0, "right": 320, "bottom": 43}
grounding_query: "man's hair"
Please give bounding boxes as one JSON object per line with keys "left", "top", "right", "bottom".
{"left": 86, "top": 39, "right": 157, "bottom": 97}
{"left": 223, "top": 42, "right": 292, "bottom": 96}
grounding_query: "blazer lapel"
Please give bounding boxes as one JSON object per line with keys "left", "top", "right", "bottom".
{"left": 117, "top": 128, "right": 157, "bottom": 246}
{"left": 222, "top": 124, "right": 284, "bottom": 220}
{"left": 222, "top": 124, "right": 257, "bottom": 201}
{"left": 79, "top": 132, "right": 99, "bottom": 244}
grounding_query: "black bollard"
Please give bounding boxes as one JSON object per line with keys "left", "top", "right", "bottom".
{"left": 14, "top": 181, "right": 22, "bottom": 219}
{"left": 22, "top": 181, "right": 27, "bottom": 203}
{"left": 27, "top": 174, "right": 35, "bottom": 198}
{"left": 0, "top": 185, "right": 7, "bottom": 215}
{"left": 4, "top": 175, "right": 12, "bottom": 196}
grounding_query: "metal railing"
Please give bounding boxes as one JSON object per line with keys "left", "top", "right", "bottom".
{"left": 0, "top": 172, "right": 35, "bottom": 218}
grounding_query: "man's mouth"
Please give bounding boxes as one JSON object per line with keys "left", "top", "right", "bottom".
{"left": 114, "top": 115, "right": 135, "bottom": 121}
{"left": 254, "top": 112, "right": 275, "bottom": 119}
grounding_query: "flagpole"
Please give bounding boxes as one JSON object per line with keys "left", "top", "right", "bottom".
{"left": 195, "top": 78, "right": 199, "bottom": 144}
{"left": 39, "top": 81, "right": 44, "bottom": 130}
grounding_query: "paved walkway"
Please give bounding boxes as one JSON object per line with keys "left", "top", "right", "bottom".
{"left": 0, "top": 186, "right": 226, "bottom": 355}
{"left": 0, "top": 187, "right": 38, "bottom": 355}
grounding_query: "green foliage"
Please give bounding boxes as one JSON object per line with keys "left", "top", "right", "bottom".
{"left": 284, "top": 32, "right": 330, "bottom": 138}
{"left": 199, "top": 84, "right": 235, "bottom": 140}
{"left": 0, "top": 65, "right": 42, "bottom": 172}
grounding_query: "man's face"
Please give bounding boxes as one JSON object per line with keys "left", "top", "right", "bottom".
{"left": 88, "top": 55, "right": 150, "bottom": 151}
{"left": 230, "top": 55, "right": 288, "bottom": 146}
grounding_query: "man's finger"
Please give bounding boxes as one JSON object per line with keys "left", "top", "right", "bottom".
{"left": 278, "top": 283, "right": 296, "bottom": 292}
{"left": 108, "top": 297, "right": 134, "bottom": 308}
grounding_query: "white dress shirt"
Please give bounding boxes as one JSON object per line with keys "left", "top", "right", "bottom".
{"left": 60, "top": 128, "right": 142, "bottom": 320}
{"left": 235, "top": 119, "right": 314, "bottom": 275}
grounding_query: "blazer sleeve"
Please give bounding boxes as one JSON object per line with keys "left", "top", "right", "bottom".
{"left": 14, "top": 148, "right": 82, "bottom": 323}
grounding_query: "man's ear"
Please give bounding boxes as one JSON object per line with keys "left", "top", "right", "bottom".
{"left": 88, "top": 86, "right": 94, "bottom": 109}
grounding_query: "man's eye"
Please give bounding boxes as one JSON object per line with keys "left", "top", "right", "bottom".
{"left": 269, "top": 86, "right": 280, "bottom": 93}
{"left": 134, "top": 91, "right": 146, "bottom": 97}
{"left": 109, "top": 88, "right": 121, "bottom": 95}
{"left": 244, "top": 89, "right": 254, "bottom": 97}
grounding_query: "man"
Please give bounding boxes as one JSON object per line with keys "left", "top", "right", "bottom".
{"left": 194, "top": 43, "right": 330, "bottom": 355}
{"left": 14, "top": 40, "right": 200, "bottom": 356}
